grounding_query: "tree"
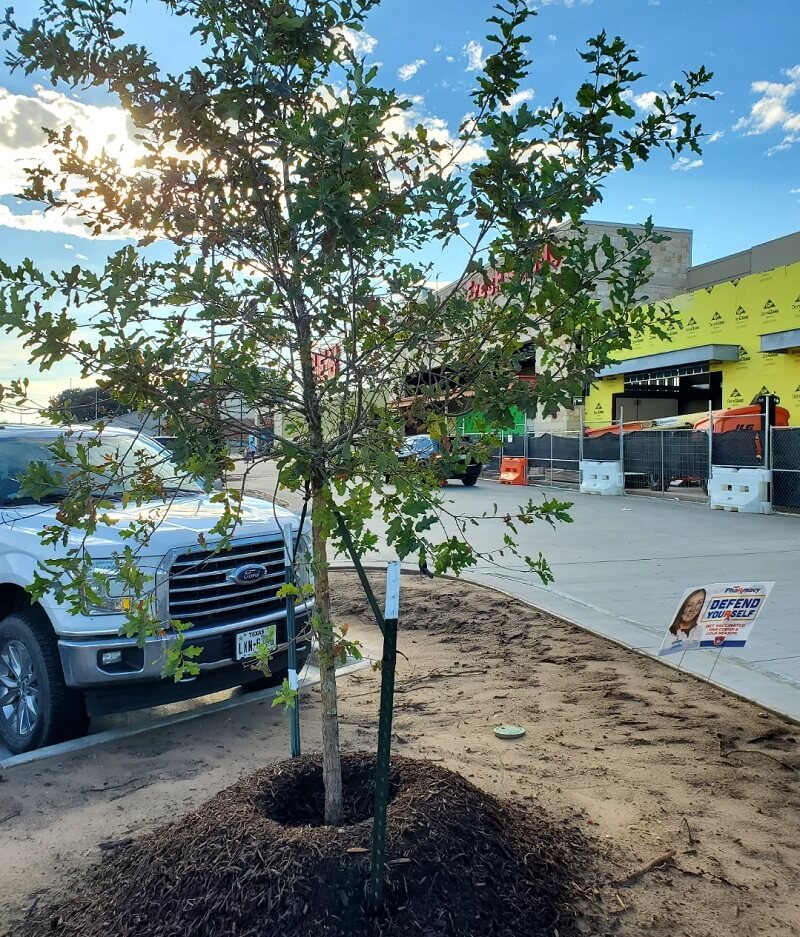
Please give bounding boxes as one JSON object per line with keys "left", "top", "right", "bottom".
{"left": 1, "top": 0, "right": 711, "bottom": 827}
{"left": 49, "top": 385, "right": 132, "bottom": 422}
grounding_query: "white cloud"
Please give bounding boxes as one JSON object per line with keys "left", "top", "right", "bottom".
{"left": 445, "top": 55, "right": 455, "bottom": 63}
{"left": 463, "top": 40, "right": 485, "bottom": 72}
{"left": 0, "top": 85, "right": 140, "bottom": 191}
{"left": 733, "top": 64, "right": 800, "bottom": 152}
{"left": 0, "top": 84, "right": 143, "bottom": 238}
{"left": 641, "top": 196, "right": 656, "bottom": 204}
{"left": 64, "top": 243, "right": 74, "bottom": 250}
{"left": 500, "top": 89, "right": 535, "bottom": 112}
{"left": 383, "top": 104, "right": 485, "bottom": 175}
{"left": 648, "top": 0, "right": 661, "bottom": 6}
{"left": 336, "top": 26, "right": 378, "bottom": 57}
{"left": 75, "top": 253, "right": 88, "bottom": 261}
{"left": 398, "top": 59, "right": 426, "bottom": 81}
{"left": 708, "top": 130, "right": 725, "bottom": 143}
{"left": 433, "top": 44, "right": 442, "bottom": 53}
{"left": 0, "top": 203, "right": 132, "bottom": 239}
{"left": 547, "top": 34, "right": 558, "bottom": 42}
{"left": 621, "top": 88, "right": 661, "bottom": 115}
{"left": 538, "top": 0, "right": 593, "bottom": 6}
{"left": 671, "top": 156, "right": 703, "bottom": 172}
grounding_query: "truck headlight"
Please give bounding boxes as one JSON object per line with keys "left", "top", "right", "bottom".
{"left": 84, "top": 559, "right": 134, "bottom": 615}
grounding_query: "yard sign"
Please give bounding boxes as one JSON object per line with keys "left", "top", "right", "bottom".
{"left": 658, "top": 581, "right": 774, "bottom": 657}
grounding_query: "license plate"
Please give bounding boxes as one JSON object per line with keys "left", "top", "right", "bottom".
{"left": 236, "top": 625, "right": 277, "bottom": 661}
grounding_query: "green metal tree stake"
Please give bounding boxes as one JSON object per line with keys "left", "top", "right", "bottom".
{"left": 369, "top": 561, "right": 401, "bottom": 910}
{"left": 281, "top": 521, "right": 301, "bottom": 758}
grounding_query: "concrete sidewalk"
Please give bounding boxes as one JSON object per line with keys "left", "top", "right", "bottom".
{"left": 362, "top": 484, "right": 800, "bottom": 721}
{"left": 238, "top": 460, "right": 800, "bottom": 719}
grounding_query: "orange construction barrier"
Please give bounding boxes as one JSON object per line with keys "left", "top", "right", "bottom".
{"left": 500, "top": 457, "right": 527, "bottom": 486}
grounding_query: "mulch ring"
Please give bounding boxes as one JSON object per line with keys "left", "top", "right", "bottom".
{"left": 22, "top": 753, "right": 600, "bottom": 937}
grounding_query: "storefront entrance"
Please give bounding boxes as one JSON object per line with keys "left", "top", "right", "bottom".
{"left": 612, "top": 366, "right": 722, "bottom": 423}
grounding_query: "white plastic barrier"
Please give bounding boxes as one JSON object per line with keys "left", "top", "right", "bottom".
{"left": 580, "top": 460, "right": 624, "bottom": 496}
{"left": 709, "top": 467, "right": 772, "bottom": 514}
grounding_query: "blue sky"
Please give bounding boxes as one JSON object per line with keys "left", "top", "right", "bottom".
{"left": 363, "top": 0, "right": 799, "bottom": 267}
{"left": 0, "top": 0, "right": 798, "bottom": 401}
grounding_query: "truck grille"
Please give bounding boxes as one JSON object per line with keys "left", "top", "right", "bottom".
{"left": 167, "top": 539, "right": 286, "bottom": 629}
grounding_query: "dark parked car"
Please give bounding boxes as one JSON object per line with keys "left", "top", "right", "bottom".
{"left": 396, "top": 434, "right": 482, "bottom": 486}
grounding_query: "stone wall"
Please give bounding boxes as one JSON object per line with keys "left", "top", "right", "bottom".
{"left": 530, "top": 221, "right": 693, "bottom": 434}
{"left": 580, "top": 220, "right": 692, "bottom": 304}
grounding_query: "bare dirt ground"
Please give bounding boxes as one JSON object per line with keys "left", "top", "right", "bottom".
{"left": 1, "top": 571, "right": 799, "bottom": 936}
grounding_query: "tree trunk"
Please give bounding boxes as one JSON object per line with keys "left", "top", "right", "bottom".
{"left": 311, "top": 483, "right": 344, "bottom": 826}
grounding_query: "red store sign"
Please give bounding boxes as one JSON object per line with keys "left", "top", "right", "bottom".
{"left": 311, "top": 343, "right": 340, "bottom": 380}
{"left": 465, "top": 245, "right": 562, "bottom": 301}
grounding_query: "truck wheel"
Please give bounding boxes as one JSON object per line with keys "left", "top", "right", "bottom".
{"left": 0, "top": 609, "right": 88, "bottom": 755}
{"left": 461, "top": 476, "right": 478, "bottom": 486}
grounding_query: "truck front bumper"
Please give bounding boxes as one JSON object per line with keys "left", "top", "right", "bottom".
{"left": 79, "top": 641, "right": 312, "bottom": 717}
{"left": 58, "top": 607, "right": 312, "bottom": 690}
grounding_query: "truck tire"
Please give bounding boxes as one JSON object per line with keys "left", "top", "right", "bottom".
{"left": 0, "top": 608, "right": 88, "bottom": 755}
{"left": 461, "top": 476, "right": 478, "bottom": 486}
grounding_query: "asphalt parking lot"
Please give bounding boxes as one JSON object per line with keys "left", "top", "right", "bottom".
{"left": 5, "top": 459, "right": 798, "bottom": 763}
{"left": 238, "top": 458, "right": 800, "bottom": 719}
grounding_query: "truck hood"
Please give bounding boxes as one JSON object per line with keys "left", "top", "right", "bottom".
{"left": 0, "top": 493, "right": 300, "bottom": 556}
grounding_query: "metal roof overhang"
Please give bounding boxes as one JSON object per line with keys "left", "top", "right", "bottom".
{"left": 760, "top": 328, "right": 800, "bottom": 353}
{"left": 392, "top": 389, "right": 476, "bottom": 411}
{"left": 596, "top": 343, "right": 740, "bottom": 378}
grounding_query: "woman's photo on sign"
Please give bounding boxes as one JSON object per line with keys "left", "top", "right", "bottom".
{"left": 669, "top": 588, "right": 707, "bottom": 640}
{"left": 659, "top": 588, "right": 707, "bottom": 655}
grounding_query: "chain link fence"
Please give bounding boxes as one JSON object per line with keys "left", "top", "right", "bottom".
{"left": 581, "top": 419, "right": 710, "bottom": 501}
{"left": 526, "top": 431, "right": 581, "bottom": 488}
{"left": 464, "top": 428, "right": 589, "bottom": 489}
{"left": 467, "top": 407, "right": 800, "bottom": 514}
{"left": 711, "top": 427, "right": 766, "bottom": 468}
{"left": 622, "top": 429, "right": 710, "bottom": 499}
{"left": 772, "top": 427, "right": 800, "bottom": 514}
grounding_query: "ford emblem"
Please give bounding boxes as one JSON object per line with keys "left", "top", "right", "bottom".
{"left": 226, "top": 563, "right": 269, "bottom": 586}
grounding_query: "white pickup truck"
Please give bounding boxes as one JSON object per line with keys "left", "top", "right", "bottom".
{"left": 0, "top": 425, "right": 312, "bottom": 755}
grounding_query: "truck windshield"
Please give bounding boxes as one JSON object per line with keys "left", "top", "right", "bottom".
{"left": 0, "top": 432, "right": 203, "bottom": 506}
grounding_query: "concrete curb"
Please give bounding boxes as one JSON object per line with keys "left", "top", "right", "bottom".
{"left": 0, "top": 657, "right": 369, "bottom": 770}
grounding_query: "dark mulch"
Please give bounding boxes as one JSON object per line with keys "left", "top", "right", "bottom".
{"left": 21, "top": 754, "right": 597, "bottom": 937}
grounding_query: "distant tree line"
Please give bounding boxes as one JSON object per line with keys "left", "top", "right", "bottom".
{"left": 49, "top": 386, "right": 132, "bottom": 422}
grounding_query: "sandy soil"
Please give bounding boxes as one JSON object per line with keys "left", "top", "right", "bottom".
{"left": 1, "top": 571, "right": 799, "bottom": 936}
